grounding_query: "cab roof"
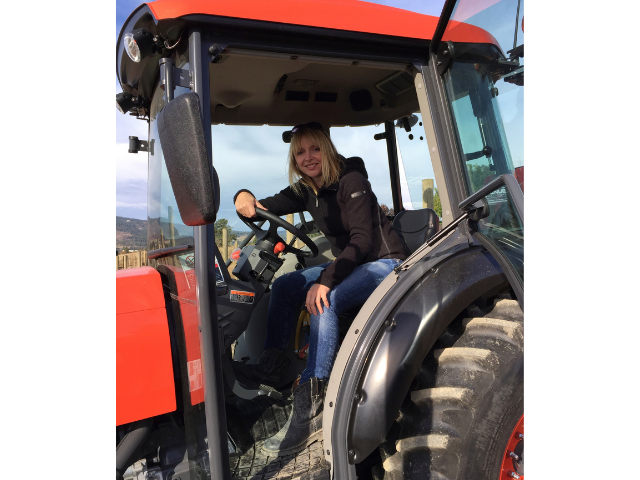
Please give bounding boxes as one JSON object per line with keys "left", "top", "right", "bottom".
{"left": 117, "top": 0, "right": 501, "bottom": 128}
{"left": 146, "top": 0, "right": 496, "bottom": 44}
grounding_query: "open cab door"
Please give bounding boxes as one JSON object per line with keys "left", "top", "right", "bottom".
{"left": 433, "top": 0, "right": 524, "bottom": 305}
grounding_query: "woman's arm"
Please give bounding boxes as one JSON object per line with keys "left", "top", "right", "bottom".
{"left": 233, "top": 187, "right": 306, "bottom": 218}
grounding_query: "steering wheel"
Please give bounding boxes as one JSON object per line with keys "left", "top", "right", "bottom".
{"left": 238, "top": 208, "right": 319, "bottom": 258}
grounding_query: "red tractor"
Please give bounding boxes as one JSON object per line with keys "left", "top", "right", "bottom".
{"left": 116, "top": 1, "right": 524, "bottom": 479}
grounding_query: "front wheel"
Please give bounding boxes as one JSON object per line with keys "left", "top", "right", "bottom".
{"left": 378, "top": 298, "right": 524, "bottom": 480}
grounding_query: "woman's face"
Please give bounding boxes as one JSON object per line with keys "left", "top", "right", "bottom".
{"left": 294, "top": 135, "right": 323, "bottom": 182}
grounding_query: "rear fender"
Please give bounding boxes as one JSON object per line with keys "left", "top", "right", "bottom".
{"left": 345, "top": 248, "right": 507, "bottom": 463}
{"left": 325, "top": 226, "right": 510, "bottom": 473}
{"left": 117, "top": 267, "right": 176, "bottom": 426}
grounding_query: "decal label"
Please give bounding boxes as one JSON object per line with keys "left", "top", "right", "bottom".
{"left": 230, "top": 290, "right": 255, "bottom": 304}
{"left": 187, "top": 359, "right": 202, "bottom": 392}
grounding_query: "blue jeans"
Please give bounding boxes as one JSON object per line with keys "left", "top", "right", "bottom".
{"left": 264, "top": 258, "right": 401, "bottom": 383}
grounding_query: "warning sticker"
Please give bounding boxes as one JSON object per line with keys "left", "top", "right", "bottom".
{"left": 187, "top": 359, "right": 202, "bottom": 392}
{"left": 230, "top": 290, "right": 255, "bottom": 304}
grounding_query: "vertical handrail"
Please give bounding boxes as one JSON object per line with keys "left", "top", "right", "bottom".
{"left": 189, "top": 29, "right": 231, "bottom": 480}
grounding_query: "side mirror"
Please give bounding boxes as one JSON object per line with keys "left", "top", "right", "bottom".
{"left": 157, "top": 92, "right": 220, "bottom": 226}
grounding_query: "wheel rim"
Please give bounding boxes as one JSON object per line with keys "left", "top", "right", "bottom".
{"left": 499, "top": 414, "right": 524, "bottom": 480}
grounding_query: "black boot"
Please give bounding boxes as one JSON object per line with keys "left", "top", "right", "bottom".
{"left": 233, "top": 348, "right": 290, "bottom": 390}
{"left": 262, "top": 377, "right": 325, "bottom": 456}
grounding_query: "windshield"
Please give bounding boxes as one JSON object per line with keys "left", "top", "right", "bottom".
{"left": 441, "top": 0, "right": 524, "bottom": 197}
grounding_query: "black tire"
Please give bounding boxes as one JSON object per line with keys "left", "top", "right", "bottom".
{"left": 377, "top": 298, "right": 524, "bottom": 480}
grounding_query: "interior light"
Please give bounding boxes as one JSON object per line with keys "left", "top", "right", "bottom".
{"left": 124, "top": 28, "right": 155, "bottom": 63}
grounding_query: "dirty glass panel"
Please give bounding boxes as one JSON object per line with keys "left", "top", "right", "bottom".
{"left": 475, "top": 186, "right": 523, "bottom": 285}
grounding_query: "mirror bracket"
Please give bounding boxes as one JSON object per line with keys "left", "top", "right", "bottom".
{"left": 159, "top": 58, "right": 194, "bottom": 101}
{"left": 128, "top": 136, "right": 154, "bottom": 154}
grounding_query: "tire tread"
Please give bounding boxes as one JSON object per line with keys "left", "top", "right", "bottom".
{"left": 380, "top": 297, "right": 524, "bottom": 480}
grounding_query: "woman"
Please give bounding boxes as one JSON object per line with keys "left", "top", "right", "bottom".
{"left": 233, "top": 122, "right": 407, "bottom": 455}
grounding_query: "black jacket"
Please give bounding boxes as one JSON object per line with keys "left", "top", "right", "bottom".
{"left": 235, "top": 156, "right": 406, "bottom": 288}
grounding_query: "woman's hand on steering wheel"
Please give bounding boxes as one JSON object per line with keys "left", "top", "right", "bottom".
{"left": 235, "top": 191, "right": 267, "bottom": 218}
{"left": 236, "top": 207, "right": 319, "bottom": 258}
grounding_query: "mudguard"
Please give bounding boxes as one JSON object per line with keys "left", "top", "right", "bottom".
{"left": 116, "top": 267, "right": 176, "bottom": 426}
{"left": 345, "top": 248, "right": 507, "bottom": 462}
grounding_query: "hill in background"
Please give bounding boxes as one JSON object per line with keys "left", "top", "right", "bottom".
{"left": 117, "top": 216, "right": 252, "bottom": 252}
{"left": 116, "top": 216, "right": 147, "bottom": 250}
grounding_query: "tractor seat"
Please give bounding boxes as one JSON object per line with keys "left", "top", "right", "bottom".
{"left": 392, "top": 208, "right": 440, "bottom": 255}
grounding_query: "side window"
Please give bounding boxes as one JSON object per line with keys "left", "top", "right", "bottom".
{"left": 444, "top": 61, "right": 517, "bottom": 196}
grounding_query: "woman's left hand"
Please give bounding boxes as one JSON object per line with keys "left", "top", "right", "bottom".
{"left": 306, "top": 284, "right": 331, "bottom": 315}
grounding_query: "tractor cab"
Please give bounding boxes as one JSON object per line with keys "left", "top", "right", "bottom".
{"left": 116, "top": 1, "right": 524, "bottom": 479}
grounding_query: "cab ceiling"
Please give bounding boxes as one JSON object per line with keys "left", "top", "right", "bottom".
{"left": 209, "top": 50, "right": 420, "bottom": 128}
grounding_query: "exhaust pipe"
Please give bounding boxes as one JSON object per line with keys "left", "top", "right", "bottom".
{"left": 116, "top": 419, "right": 152, "bottom": 479}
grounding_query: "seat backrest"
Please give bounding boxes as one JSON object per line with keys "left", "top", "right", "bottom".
{"left": 392, "top": 208, "right": 440, "bottom": 254}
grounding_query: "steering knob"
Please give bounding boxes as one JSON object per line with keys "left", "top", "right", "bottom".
{"left": 274, "top": 242, "right": 286, "bottom": 254}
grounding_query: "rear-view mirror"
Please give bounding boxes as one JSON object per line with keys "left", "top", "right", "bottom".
{"left": 157, "top": 92, "right": 219, "bottom": 226}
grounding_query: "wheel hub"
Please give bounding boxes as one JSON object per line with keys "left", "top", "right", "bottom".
{"left": 499, "top": 414, "right": 524, "bottom": 479}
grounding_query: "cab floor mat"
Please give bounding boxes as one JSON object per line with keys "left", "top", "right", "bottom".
{"left": 230, "top": 439, "right": 330, "bottom": 480}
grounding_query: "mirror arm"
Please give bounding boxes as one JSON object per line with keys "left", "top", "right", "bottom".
{"left": 159, "top": 58, "right": 194, "bottom": 102}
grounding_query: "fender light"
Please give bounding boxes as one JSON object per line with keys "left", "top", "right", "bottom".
{"left": 116, "top": 92, "right": 149, "bottom": 115}
{"left": 116, "top": 92, "right": 135, "bottom": 113}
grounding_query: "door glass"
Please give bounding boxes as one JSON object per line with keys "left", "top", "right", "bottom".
{"left": 444, "top": 61, "right": 516, "bottom": 195}
{"left": 442, "top": 0, "right": 524, "bottom": 196}
{"left": 475, "top": 186, "right": 523, "bottom": 286}
{"left": 148, "top": 62, "right": 213, "bottom": 478}
{"left": 440, "top": 0, "right": 525, "bottom": 293}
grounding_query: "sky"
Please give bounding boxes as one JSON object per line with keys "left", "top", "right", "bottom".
{"left": 114, "top": 0, "right": 524, "bottom": 230}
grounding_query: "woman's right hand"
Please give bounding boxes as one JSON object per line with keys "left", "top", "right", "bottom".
{"left": 235, "top": 191, "right": 267, "bottom": 218}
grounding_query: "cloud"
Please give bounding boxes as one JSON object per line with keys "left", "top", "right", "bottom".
{"left": 116, "top": 142, "right": 147, "bottom": 219}
{"left": 114, "top": 10, "right": 150, "bottom": 222}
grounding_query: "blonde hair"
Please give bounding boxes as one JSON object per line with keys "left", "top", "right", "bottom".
{"left": 288, "top": 125, "right": 343, "bottom": 195}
